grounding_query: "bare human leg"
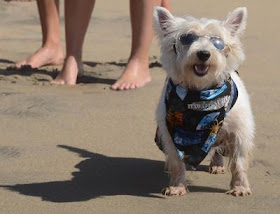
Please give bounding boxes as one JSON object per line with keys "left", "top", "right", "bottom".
{"left": 52, "top": 0, "right": 95, "bottom": 85}
{"left": 16, "top": 0, "right": 64, "bottom": 68}
{"left": 111, "top": 0, "right": 171, "bottom": 91}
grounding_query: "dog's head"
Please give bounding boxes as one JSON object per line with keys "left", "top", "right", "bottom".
{"left": 154, "top": 7, "right": 247, "bottom": 90}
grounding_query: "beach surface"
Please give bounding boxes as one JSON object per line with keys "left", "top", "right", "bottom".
{"left": 0, "top": 0, "right": 279, "bottom": 213}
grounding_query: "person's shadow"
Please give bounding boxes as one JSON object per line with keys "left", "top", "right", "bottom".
{"left": 1, "top": 145, "right": 226, "bottom": 203}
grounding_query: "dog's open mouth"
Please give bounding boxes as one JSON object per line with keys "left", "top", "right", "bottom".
{"left": 193, "top": 64, "right": 210, "bottom": 77}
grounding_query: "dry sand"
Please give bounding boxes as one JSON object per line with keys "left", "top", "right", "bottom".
{"left": 0, "top": 0, "right": 279, "bottom": 213}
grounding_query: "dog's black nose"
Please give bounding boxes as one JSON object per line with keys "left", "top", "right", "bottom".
{"left": 197, "top": 50, "right": 211, "bottom": 62}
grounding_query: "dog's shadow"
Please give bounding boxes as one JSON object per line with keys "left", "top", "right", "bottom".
{"left": 1, "top": 145, "right": 226, "bottom": 203}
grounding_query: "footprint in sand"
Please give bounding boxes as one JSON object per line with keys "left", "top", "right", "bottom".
{"left": 0, "top": 95, "right": 70, "bottom": 118}
{"left": 0, "top": 146, "right": 21, "bottom": 159}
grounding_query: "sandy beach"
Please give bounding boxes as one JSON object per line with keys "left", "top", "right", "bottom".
{"left": 0, "top": 0, "right": 279, "bottom": 213}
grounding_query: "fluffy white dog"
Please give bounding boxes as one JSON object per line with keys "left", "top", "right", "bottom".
{"left": 154, "top": 7, "right": 254, "bottom": 196}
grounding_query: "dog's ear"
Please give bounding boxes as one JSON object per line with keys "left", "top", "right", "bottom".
{"left": 222, "top": 7, "right": 247, "bottom": 37}
{"left": 153, "top": 7, "right": 176, "bottom": 38}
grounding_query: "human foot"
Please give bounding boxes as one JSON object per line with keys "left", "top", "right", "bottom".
{"left": 111, "top": 58, "right": 151, "bottom": 90}
{"left": 16, "top": 45, "right": 64, "bottom": 68}
{"left": 52, "top": 56, "right": 83, "bottom": 85}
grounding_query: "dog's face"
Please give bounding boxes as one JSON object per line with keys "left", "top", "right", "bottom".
{"left": 154, "top": 7, "right": 247, "bottom": 90}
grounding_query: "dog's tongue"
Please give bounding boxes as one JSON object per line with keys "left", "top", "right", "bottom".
{"left": 194, "top": 64, "right": 209, "bottom": 75}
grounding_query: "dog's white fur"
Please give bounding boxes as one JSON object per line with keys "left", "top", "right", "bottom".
{"left": 154, "top": 7, "right": 255, "bottom": 196}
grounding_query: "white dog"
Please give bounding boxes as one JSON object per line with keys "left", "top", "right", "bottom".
{"left": 154, "top": 7, "right": 254, "bottom": 196}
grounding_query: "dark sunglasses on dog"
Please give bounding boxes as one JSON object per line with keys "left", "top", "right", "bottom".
{"left": 179, "top": 33, "right": 225, "bottom": 50}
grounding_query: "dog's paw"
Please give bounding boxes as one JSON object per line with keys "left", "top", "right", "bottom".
{"left": 209, "top": 166, "right": 225, "bottom": 174}
{"left": 226, "top": 186, "right": 252, "bottom": 196}
{"left": 161, "top": 186, "right": 188, "bottom": 196}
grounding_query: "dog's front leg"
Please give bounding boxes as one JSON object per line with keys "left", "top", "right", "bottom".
{"left": 157, "top": 123, "right": 188, "bottom": 196}
{"left": 156, "top": 82, "right": 188, "bottom": 196}
{"left": 226, "top": 134, "right": 252, "bottom": 196}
